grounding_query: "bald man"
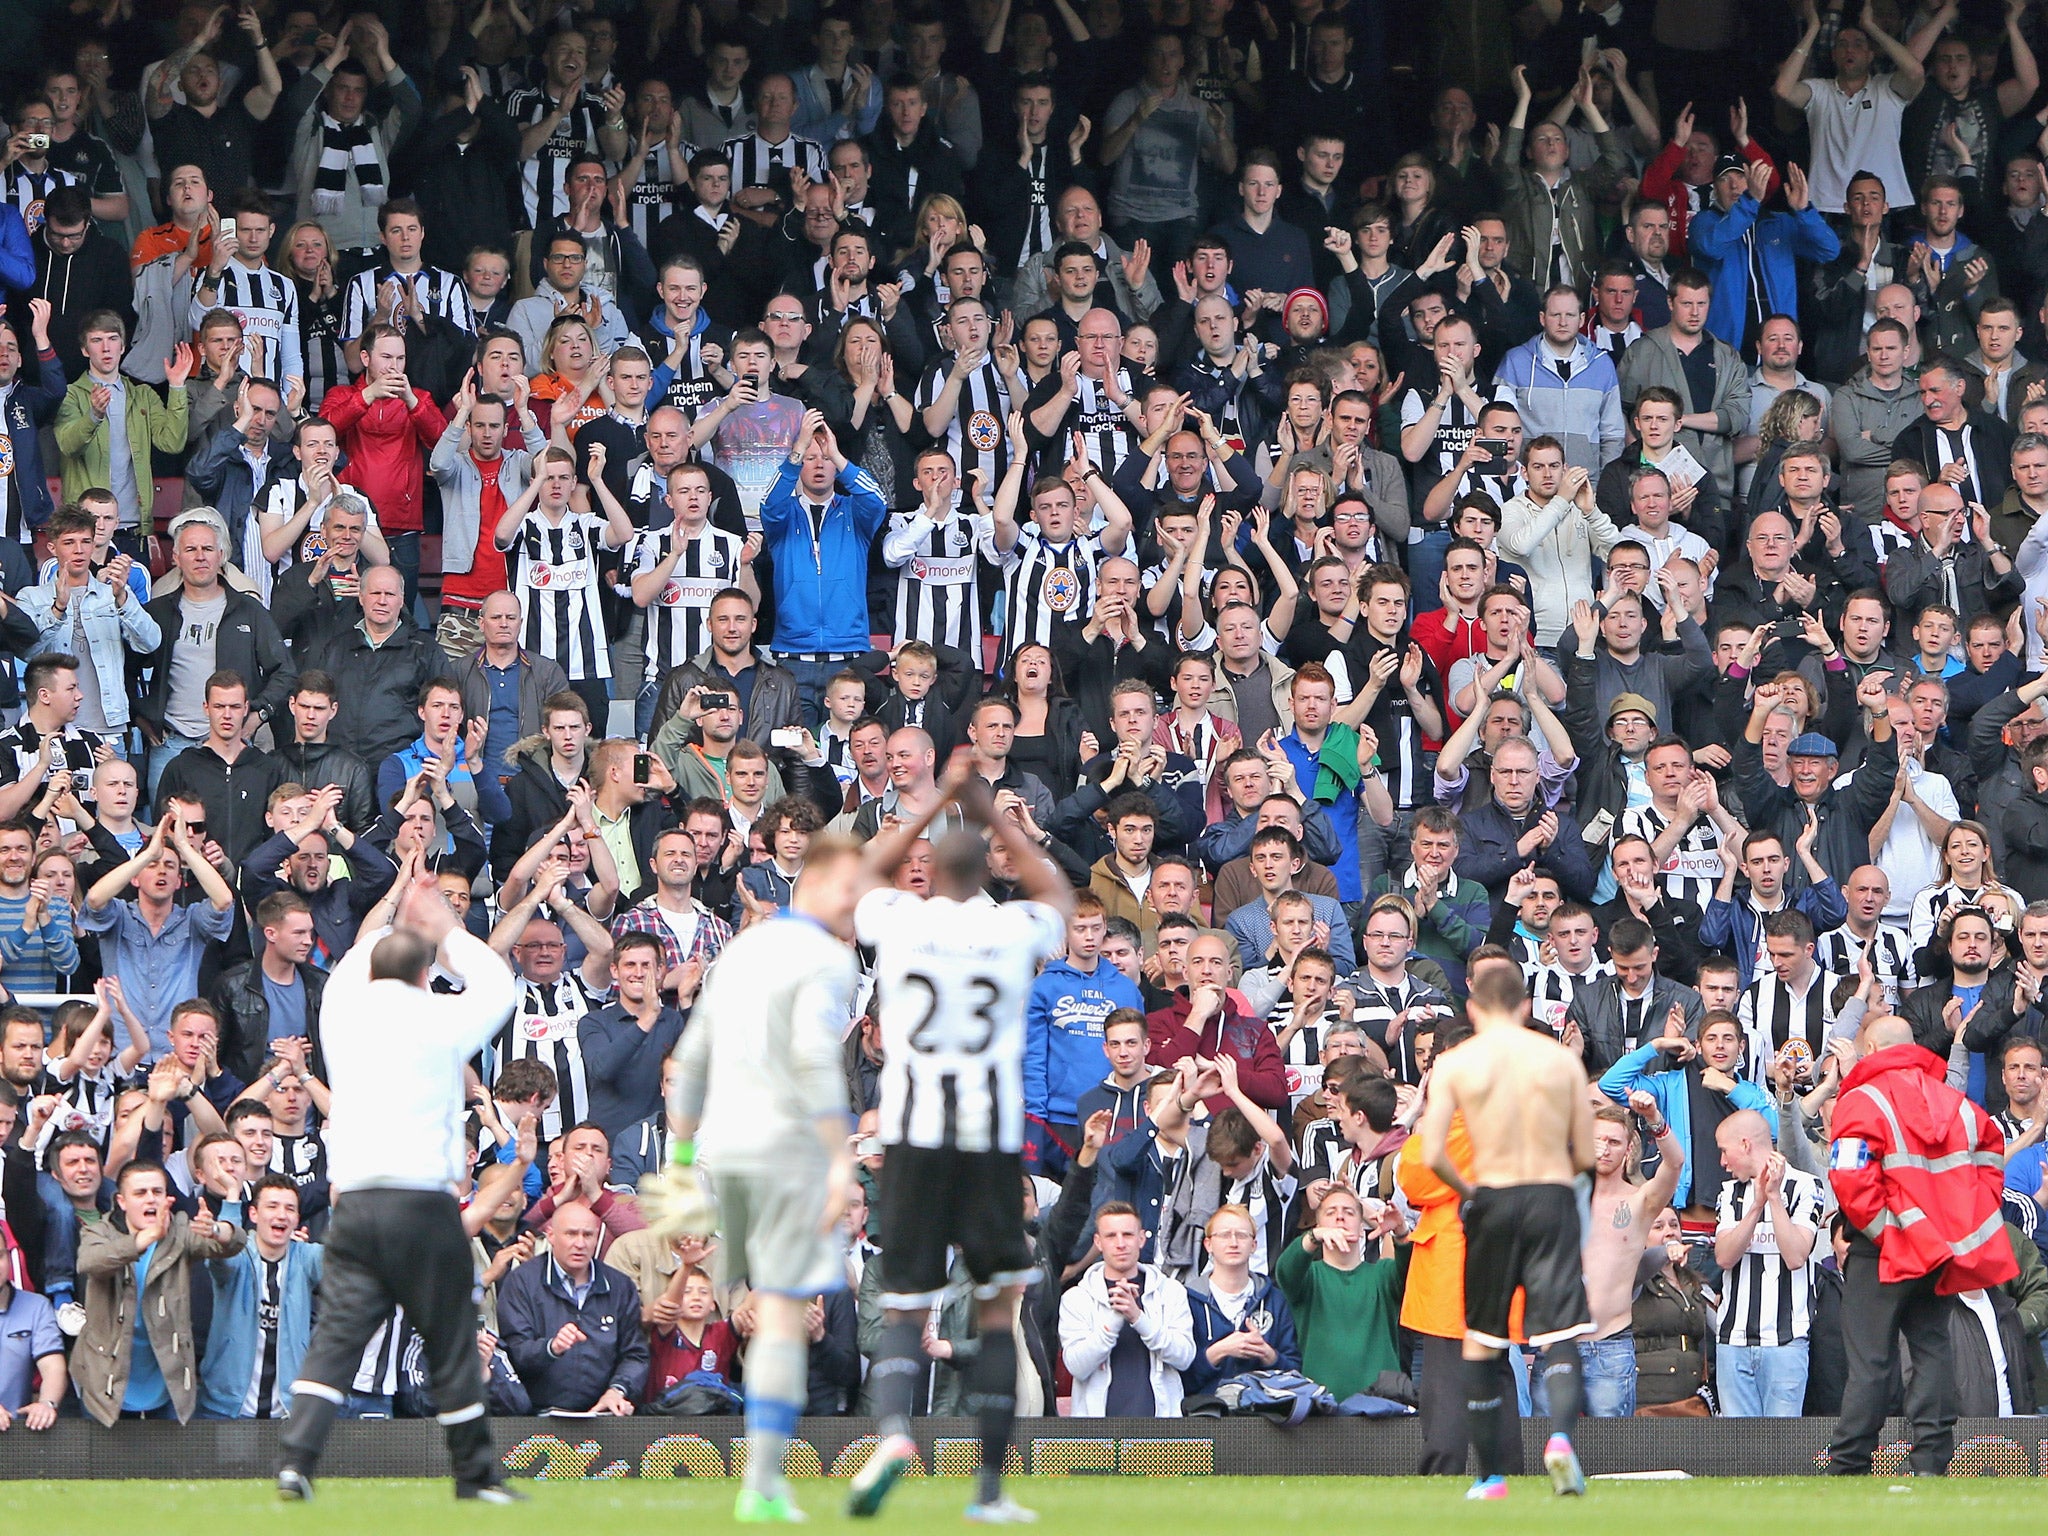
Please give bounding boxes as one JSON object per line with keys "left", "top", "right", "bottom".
{"left": 1707, "top": 506, "right": 1877, "bottom": 658}
{"left": 1711, "top": 1106, "right": 1825, "bottom": 1417}
{"left": 850, "top": 728, "right": 968, "bottom": 842}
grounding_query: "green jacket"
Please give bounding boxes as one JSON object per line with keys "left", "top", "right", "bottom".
{"left": 53, "top": 372, "right": 189, "bottom": 521}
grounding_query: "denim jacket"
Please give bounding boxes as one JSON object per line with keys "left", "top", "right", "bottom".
{"left": 13, "top": 576, "right": 162, "bottom": 727}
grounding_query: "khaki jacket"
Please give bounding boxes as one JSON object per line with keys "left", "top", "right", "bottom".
{"left": 76, "top": 1211, "right": 244, "bottom": 1425}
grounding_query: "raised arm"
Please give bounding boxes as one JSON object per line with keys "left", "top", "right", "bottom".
{"left": 1775, "top": 0, "right": 1822, "bottom": 110}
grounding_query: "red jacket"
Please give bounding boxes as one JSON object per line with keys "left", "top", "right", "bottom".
{"left": 1411, "top": 610, "right": 1486, "bottom": 730}
{"left": 320, "top": 384, "right": 448, "bottom": 533}
{"left": 1829, "top": 1042, "right": 2017, "bottom": 1294}
{"left": 1145, "top": 990, "right": 1289, "bottom": 1114}
{"left": 1637, "top": 138, "right": 1774, "bottom": 260}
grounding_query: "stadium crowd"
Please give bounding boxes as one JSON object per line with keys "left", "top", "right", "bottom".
{"left": 0, "top": 0, "right": 2044, "bottom": 1456}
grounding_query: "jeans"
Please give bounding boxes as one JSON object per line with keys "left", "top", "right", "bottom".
{"left": 1407, "top": 526, "right": 1454, "bottom": 614}
{"left": 146, "top": 730, "right": 205, "bottom": 809}
{"left": 1579, "top": 1335, "right": 1637, "bottom": 1418}
{"left": 636, "top": 677, "right": 662, "bottom": 742}
{"left": 1717, "top": 1338, "right": 1810, "bottom": 1417}
{"left": 341, "top": 1392, "right": 393, "bottom": 1419}
{"left": 779, "top": 654, "right": 849, "bottom": 731}
{"left": 387, "top": 530, "right": 423, "bottom": 626}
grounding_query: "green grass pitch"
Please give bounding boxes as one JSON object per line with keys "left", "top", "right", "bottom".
{"left": 6, "top": 1475, "right": 2048, "bottom": 1534}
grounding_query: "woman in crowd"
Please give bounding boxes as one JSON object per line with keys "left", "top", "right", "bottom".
{"left": 1385, "top": 153, "right": 1457, "bottom": 273}
{"left": 1002, "top": 642, "right": 1086, "bottom": 795}
{"left": 829, "top": 317, "right": 914, "bottom": 503}
{"left": 1909, "top": 820, "right": 2015, "bottom": 957}
{"left": 530, "top": 316, "right": 607, "bottom": 440}
{"left": 1632, "top": 1207, "right": 1714, "bottom": 1415}
{"left": 1746, "top": 390, "right": 1827, "bottom": 523}
{"left": 283, "top": 220, "right": 347, "bottom": 413}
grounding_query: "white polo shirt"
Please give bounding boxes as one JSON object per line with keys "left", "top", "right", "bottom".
{"left": 1802, "top": 75, "right": 1913, "bottom": 212}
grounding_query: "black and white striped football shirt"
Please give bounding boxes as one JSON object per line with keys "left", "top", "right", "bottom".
{"left": 628, "top": 521, "right": 745, "bottom": 687}
{"left": 1714, "top": 1167, "right": 1824, "bottom": 1346}
{"left": 1345, "top": 973, "right": 1450, "bottom": 1085}
{"left": 622, "top": 140, "right": 693, "bottom": 248}
{"left": 882, "top": 503, "right": 994, "bottom": 651}
{"left": 721, "top": 130, "right": 826, "bottom": 190}
{"left": 506, "top": 85, "right": 611, "bottom": 225}
{"left": 493, "top": 973, "right": 603, "bottom": 1139}
{"left": 998, "top": 525, "right": 1105, "bottom": 658}
{"left": 1398, "top": 388, "right": 1482, "bottom": 495}
{"left": 0, "top": 165, "right": 76, "bottom": 234}
{"left": 649, "top": 330, "right": 724, "bottom": 421}
{"left": 204, "top": 262, "right": 301, "bottom": 383}
{"left": 1069, "top": 369, "right": 1140, "bottom": 475}
{"left": 341, "top": 264, "right": 476, "bottom": 345}
{"left": 353, "top": 1308, "right": 407, "bottom": 1395}
{"left": 914, "top": 354, "right": 1015, "bottom": 489}
{"left": 1817, "top": 921, "right": 1914, "bottom": 1008}
{"left": 507, "top": 510, "right": 613, "bottom": 683}
{"left": 1619, "top": 802, "right": 1729, "bottom": 911}
{"left": 1349, "top": 636, "right": 1440, "bottom": 810}
{"left": 1738, "top": 971, "right": 1839, "bottom": 1086}
{"left": 1264, "top": 993, "right": 1339, "bottom": 1109}
{"left": 0, "top": 721, "right": 104, "bottom": 808}
{"left": 1527, "top": 960, "right": 1614, "bottom": 1038}
{"left": 292, "top": 282, "right": 346, "bottom": 411}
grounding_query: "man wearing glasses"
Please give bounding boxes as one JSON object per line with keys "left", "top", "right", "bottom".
{"left": 489, "top": 890, "right": 616, "bottom": 1140}
{"left": 511, "top": 232, "right": 631, "bottom": 376}
{"left": 31, "top": 185, "right": 127, "bottom": 381}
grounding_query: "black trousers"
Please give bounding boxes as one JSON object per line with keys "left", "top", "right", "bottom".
{"left": 278, "top": 1187, "right": 499, "bottom": 1487}
{"left": 1829, "top": 1252, "right": 1958, "bottom": 1477}
{"left": 1417, "top": 1335, "right": 1521, "bottom": 1477}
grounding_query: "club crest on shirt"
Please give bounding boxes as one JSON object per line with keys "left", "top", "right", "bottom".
{"left": 967, "top": 410, "right": 1001, "bottom": 451}
{"left": 1042, "top": 565, "right": 1081, "bottom": 612}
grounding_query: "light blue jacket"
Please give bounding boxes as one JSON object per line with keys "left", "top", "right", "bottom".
{"left": 1687, "top": 198, "right": 1841, "bottom": 348}
{"left": 1491, "top": 336, "right": 1625, "bottom": 474}
{"left": 14, "top": 576, "right": 161, "bottom": 727}
{"left": 760, "top": 458, "right": 888, "bottom": 652}
{"left": 790, "top": 63, "right": 882, "bottom": 144}
{"left": 1597, "top": 1042, "right": 1778, "bottom": 1208}
{"left": 198, "top": 1223, "right": 324, "bottom": 1418}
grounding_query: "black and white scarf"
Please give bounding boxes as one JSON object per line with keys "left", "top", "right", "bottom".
{"left": 314, "top": 113, "right": 386, "bottom": 214}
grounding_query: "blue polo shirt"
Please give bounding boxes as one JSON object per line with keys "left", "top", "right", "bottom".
{"left": 0, "top": 1286, "right": 62, "bottom": 1412}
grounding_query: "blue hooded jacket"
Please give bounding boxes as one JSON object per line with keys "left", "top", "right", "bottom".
{"left": 1024, "top": 956, "right": 1143, "bottom": 1124}
{"left": 759, "top": 458, "right": 888, "bottom": 652}
{"left": 1182, "top": 1271, "right": 1302, "bottom": 1397}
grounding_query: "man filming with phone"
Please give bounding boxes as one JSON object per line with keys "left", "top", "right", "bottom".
{"left": 692, "top": 329, "right": 806, "bottom": 525}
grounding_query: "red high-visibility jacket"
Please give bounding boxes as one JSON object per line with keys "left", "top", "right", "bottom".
{"left": 1829, "top": 1042, "right": 2017, "bottom": 1294}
